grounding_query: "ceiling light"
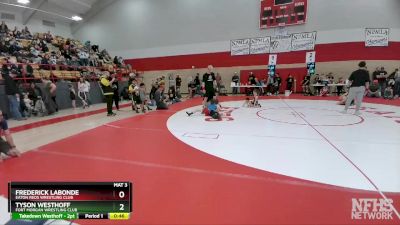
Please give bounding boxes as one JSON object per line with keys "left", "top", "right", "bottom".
{"left": 71, "top": 15, "right": 83, "bottom": 21}
{"left": 17, "top": 0, "right": 30, "bottom": 4}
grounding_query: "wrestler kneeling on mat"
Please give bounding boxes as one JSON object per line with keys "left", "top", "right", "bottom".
{"left": 186, "top": 98, "right": 221, "bottom": 120}
{"left": 243, "top": 88, "right": 261, "bottom": 108}
{"left": 0, "top": 110, "right": 21, "bottom": 162}
{"left": 207, "top": 99, "right": 222, "bottom": 120}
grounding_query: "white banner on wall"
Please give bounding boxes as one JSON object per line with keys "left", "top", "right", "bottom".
{"left": 274, "top": 26, "right": 289, "bottom": 36}
{"left": 230, "top": 39, "right": 250, "bottom": 55}
{"left": 250, "top": 37, "right": 271, "bottom": 54}
{"left": 231, "top": 31, "right": 318, "bottom": 56}
{"left": 270, "top": 35, "right": 292, "bottom": 53}
{"left": 291, "top": 31, "right": 317, "bottom": 51}
{"left": 365, "top": 28, "right": 389, "bottom": 47}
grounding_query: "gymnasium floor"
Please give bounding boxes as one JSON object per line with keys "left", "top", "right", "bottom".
{"left": 0, "top": 95, "right": 399, "bottom": 225}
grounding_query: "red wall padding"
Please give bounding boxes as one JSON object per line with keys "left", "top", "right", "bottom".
{"left": 125, "top": 42, "right": 400, "bottom": 72}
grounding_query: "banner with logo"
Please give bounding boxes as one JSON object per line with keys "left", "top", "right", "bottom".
{"left": 365, "top": 28, "right": 389, "bottom": 47}
{"left": 230, "top": 39, "right": 250, "bottom": 56}
{"left": 291, "top": 31, "right": 317, "bottom": 51}
{"left": 270, "top": 35, "right": 292, "bottom": 53}
{"left": 250, "top": 37, "right": 271, "bottom": 54}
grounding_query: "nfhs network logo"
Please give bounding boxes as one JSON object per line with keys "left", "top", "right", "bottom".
{"left": 351, "top": 198, "right": 394, "bottom": 220}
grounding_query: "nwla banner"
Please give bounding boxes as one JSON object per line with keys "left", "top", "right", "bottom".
{"left": 365, "top": 28, "right": 389, "bottom": 47}
{"left": 250, "top": 37, "right": 271, "bottom": 54}
{"left": 270, "top": 35, "right": 292, "bottom": 53}
{"left": 231, "top": 39, "right": 250, "bottom": 56}
{"left": 291, "top": 31, "right": 317, "bottom": 51}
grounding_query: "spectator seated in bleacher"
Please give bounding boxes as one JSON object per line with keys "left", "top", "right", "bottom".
{"left": 0, "top": 21, "right": 118, "bottom": 73}
{"left": 22, "top": 93, "right": 33, "bottom": 117}
{"left": 383, "top": 86, "right": 394, "bottom": 99}
{"left": 154, "top": 82, "right": 168, "bottom": 110}
{"left": 168, "top": 86, "right": 181, "bottom": 104}
{"left": 78, "top": 49, "right": 89, "bottom": 66}
{"left": 26, "top": 82, "right": 42, "bottom": 105}
{"left": 0, "top": 21, "right": 133, "bottom": 119}
{"left": 21, "top": 26, "right": 32, "bottom": 39}
{"left": 33, "top": 96, "right": 47, "bottom": 117}
{"left": 367, "top": 80, "right": 380, "bottom": 97}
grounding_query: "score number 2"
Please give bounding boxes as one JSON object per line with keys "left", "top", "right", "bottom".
{"left": 117, "top": 191, "right": 126, "bottom": 211}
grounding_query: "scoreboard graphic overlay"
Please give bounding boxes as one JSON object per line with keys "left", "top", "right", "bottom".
{"left": 8, "top": 182, "right": 132, "bottom": 221}
{"left": 260, "top": 0, "right": 308, "bottom": 29}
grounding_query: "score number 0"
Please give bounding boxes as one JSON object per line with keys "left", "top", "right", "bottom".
{"left": 119, "top": 191, "right": 125, "bottom": 211}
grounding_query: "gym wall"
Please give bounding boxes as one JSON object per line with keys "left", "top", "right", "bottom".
{"left": 73, "top": 0, "right": 400, "bottom": 92}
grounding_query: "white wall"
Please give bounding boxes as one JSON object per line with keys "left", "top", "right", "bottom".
{"left": 0, "top": 9, "right": 73, "bottom": 38}
{"left": 73, "top": 0, "right": 400, "bottom": 58}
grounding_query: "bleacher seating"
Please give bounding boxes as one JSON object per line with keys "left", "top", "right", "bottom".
{"left": 0, "top": 23, "right": 132, "bottom": 82}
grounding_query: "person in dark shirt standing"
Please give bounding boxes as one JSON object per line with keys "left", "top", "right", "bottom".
{"left": 286, "top": 74, "right": 294, "bottom": 91}
{"left": 187, "top": 81, "right": 196, "bottom": 98}
{"left": 111, "top": 73, "right": 120, "bottom": 111}
{"left": 248, "top": 72, "right": 256, "bottom": 85}
{"left": 202, "top": 65, "right": 217, "bottom": 107}
{"left": 3, "top": 69, "right": 25, "bottom": 120}
{"left": 376, "top": 67, "right": 388, "bottom": 97}
{"left": 149, "top": 80, "right": 158, "bottom": 103}
{"left": 341, "top": 61, "right": 370, "bottom": 116}
{"left": 175, "top": 75, "right": 182, "bottom": 97}
{"left": 275, "top": 73, "right": 282, "bottom": 94}
{"left": 194, "top": 73, "right": 201, "bottom": 88}
{"left": 175, "top": 75, "right": 182, "bottom": 89}
{"left": 247, "top": 73, "right": 256, "bottom": 95}
{"left": 231, "top": 72, "right": 239, "bottom": 94}
{"left": 372, "top": 67, "right": 380, "bottom": 81}
{"left": 301, "top": 75, "right": 311, "bottom": 95}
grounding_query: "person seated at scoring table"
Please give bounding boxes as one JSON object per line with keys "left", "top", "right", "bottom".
{"left": 336, "top": 77, "right": 345, "bottom": 95}
{"left": 0, "top": 110, "right": 21, "bottom": 162}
